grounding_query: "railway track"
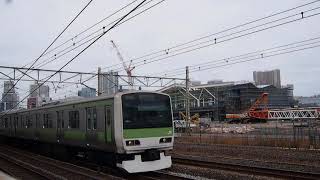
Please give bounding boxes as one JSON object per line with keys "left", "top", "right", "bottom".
{"left": 0, "top": 155, "right": 48, "bottom": 180}
{"left": 172, "top": 152, "right": 320, "bottom": 174}
{"left": 0, "top": 145, "right": 118, "bottom": 180}
{"left": 71, "top": 158, "right": 190, "bottom": 180}
{"left": 173, "top": 156, "right": 320, "bottom": 180}
{"left": 139, "top": 170, "right": 190, "bottom": 180}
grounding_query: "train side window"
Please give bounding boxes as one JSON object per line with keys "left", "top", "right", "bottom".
{"left": 69, "top": 111, "right": 79, "bottom": 129}
{"left": 4, "top": 117, "right": 8, "bottom": 128}
{"left": 26, "top": 115, "right": 32, "bottom": 128}
{"left": 20, "top": 115, "right": 23, "bottom": 128}
{"left": 35, "top": 114, "right": 40, "bottom": 128}
{"left": 86, "top": 108, "right": 92, "bottom": 130}
{"left": 14, "top": 116, "right": 18, "bottom": 128}
{"left": 86, "top": 107, "right": 97, "bottom": 130}
{"left": 43, "top": 114, "right": 50, "bottom": 128}
{"left": 93, "top": 108, "right": 97, "bottom": 130}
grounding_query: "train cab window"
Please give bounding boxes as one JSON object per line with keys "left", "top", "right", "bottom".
{"left": 86, "top": 107, "right": 97, "bottom": 130}
{"left": 69, "top": 111, "right": 79, "bottom": 129}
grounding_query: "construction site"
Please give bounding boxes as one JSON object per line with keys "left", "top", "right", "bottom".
{"left": 161, "top": 81, "right": 320, "bottom": 149}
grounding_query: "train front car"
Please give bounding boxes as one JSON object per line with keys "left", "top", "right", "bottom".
{"left": 114, "top": 92, "right": 173, "bottom": 173}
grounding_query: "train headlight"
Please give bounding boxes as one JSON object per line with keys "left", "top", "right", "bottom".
{"left": 159, "top": 137, "right": 172, "bottom": 143}
{"left": 126, "top": 140, "right": 140, "bottom": 146}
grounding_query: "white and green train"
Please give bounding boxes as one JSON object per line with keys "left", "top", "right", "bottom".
{"left": 0, "top": 91, "right": 174, "bottom": 173}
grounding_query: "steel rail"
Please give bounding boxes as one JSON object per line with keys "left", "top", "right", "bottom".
{"left": 173, "top": 157, "right": 320, "bottom": 180}
{"left": 0, "top": 145, "right": 111, "bottom": 180}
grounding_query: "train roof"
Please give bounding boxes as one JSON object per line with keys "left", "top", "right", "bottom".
{"left": 0, "top": 91, "right": 169, "bottom": 116}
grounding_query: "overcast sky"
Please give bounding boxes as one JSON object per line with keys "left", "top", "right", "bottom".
{"left": 0, "top": 0, "right": 320, "bottom": 100}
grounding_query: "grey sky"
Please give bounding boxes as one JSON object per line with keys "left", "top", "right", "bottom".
{"left": 0, "top": 0, "right": 319, "bottom": 100}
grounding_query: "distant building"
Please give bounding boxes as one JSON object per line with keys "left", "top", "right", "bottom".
{"left": 78, "top": 87, "right": 96, "bottom": 98}
{"left": 160, "top": 82, "right": 294, "bottom": 121}
{"left": 295, "top": 95, "right": 320, "bottom": 107}
{"left": 191, "top": 81, "right": 201, "bottom": 86}
{"left": 98, "top": 69, "right": 119, "bottom": 96}
{"left": 27, "top": 82, "right": 50, "bottom": 109}
{"left": 208, "top": 80, "right": 223, "bottom": 85}
{"left": 1, "top": 81, "right": 19, "bottom": 111}
{"left": 30, "top": 82, "right": 50, "bottom": 98}
{"left": 253, "top": 69, "right": 281, "bottom": 88}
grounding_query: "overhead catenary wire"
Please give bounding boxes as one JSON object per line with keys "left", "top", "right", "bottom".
{"left": 0, "top": 0, "right": 147, "bottom": 85}
{"left": 29, "top": 0, "right": 166, "bottom": 92}
{"left": 114, "top": 7, "right": 320, "bottom": 73}
{"left": 164, "top": 38, "right": 320, "bottom": 77}
{"left": 0, "top": 0, "right": 164, "bottom": 92}
{"left": 151, "top": 36, "right": 320, "bottom": 76}
{"left": 0, "top": 0, "right": 93, "bottom": 102}
{"left": 33, "top": 0, "right": 158, "bottom": 69}
{"left": 189, "top": 44, "right": 320, "bottom": 74}
{"left": 0, "top": 0, "right": 148, "bottom": 117}
{"left": 17, "top": 0, "right": 319, "bottom": 93}
{"left": 34, "top": 0, "right": 163, "bottom": 71}
{"left": 52, "top": 1, "right": 320, "bottom": 93}
{"left": 98, "top": 0, "right": 320, "bottom": 72}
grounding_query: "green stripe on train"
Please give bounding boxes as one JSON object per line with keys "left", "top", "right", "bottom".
{"left": 123, "top": 127, "right": 173, "bottom": 139}
{"left": 64, "top": 130, "right": 86, "bottom": 141}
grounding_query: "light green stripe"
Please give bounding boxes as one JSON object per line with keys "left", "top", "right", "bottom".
{"left": 64, "top": 130, "right": 86, "bottom": 141}
{"left": 123, "top": 127, "right": 173, "bottom": 139}
{"left": 97, "top": 132, "right": 105, "bottom": 142}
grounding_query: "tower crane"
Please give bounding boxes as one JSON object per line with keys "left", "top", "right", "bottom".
{"left": 110, "top": 40, "right": 135, "bottom": 89}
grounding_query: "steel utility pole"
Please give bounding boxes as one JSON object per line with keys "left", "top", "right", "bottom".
{"left": 185, "top": 66, "right": 190, "bottom": 134}
{"left": 97, "top": 67, "right": 101, "bottom": 96}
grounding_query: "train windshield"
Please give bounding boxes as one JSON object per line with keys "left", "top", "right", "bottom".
{"left": 122, "top": 93, "right": 172, "bottom": 129}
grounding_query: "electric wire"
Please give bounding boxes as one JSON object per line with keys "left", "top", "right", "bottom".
{"left": 151, "top": 36, "right": 320, "bottom": 76}
{"left": 0, "top": 0, "right": 148, "bottom": 116}
{"left": 167, "top": 40, "right": 320, "bottom": 77}
{"left": 117, "top": 7, "right": 320, "bottom": 72}
{"left": 0, "top": 0, "right": 93, "bottom": 102}
{"left": 99, "top": 0, "right": 320, "bottom": 72}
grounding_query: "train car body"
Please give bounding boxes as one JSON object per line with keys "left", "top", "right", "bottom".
{"left": 0, "top": 91, "right": 174, "bottom": 173}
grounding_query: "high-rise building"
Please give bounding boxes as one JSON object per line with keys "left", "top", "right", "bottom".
{"left": 78, "top": 87, "right": 96, "bottom": 98}
{"left": 27, "top": 82, "right": 50, "bottom": 109}
{"left": 1, "top": 81, "right": 19, "bottom": 111}
{"left": 253, "top": 69, "right": 281, "bottom": 88}
{"left": 98, "top": 70, "right": 119, "bottom": 96}
{"left": 29, "top": 82, "right": 50, "bottom": 98}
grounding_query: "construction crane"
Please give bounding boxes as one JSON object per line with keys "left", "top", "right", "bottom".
{"left": 179, "top": 112, "right": 200, "bottom": 125}
{"left": 226, "top": 93, "right": 269, "bottom": 123}
{"left": 110, "top": 40, "right": 135, "bottom": 89}
{"left": 226, "top": 92, "right": 320, "bottom": 123}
